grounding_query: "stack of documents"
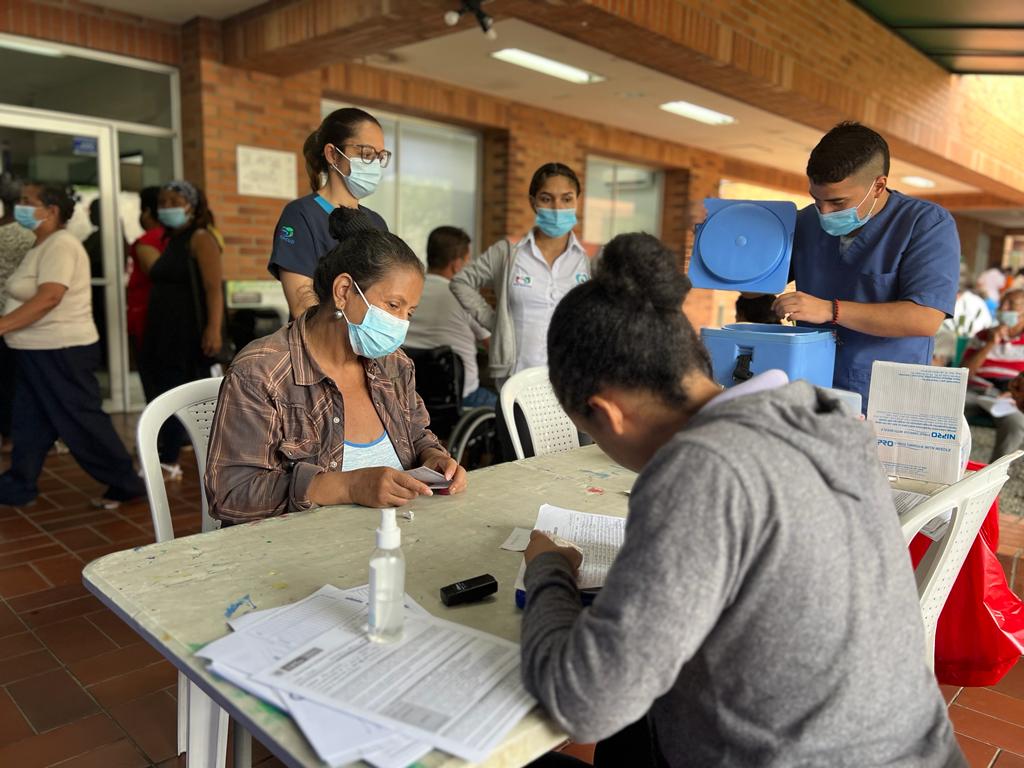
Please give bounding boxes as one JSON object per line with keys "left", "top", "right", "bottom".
{"left": 514, "top": 504, "right": 626, "bottom": 607}
{"left": 196, "top": 584, "right": 535, "bottom": 767}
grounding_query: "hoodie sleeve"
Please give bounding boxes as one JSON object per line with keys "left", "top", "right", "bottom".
{"left": 520, "top": 443, "right": 755, "bottom": 742}
{"left": 450, "top": 240, "right": 506, "bottom": 332}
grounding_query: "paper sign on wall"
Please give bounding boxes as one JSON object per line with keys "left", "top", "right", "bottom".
{"left": 236, "top": 145, "right": 297, "bottom": 200}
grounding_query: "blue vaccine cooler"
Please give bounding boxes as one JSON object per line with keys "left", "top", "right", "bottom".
{"left": 701, "top": 324, "right": 836, "bottom": 388}
{"left": 690, "top": 198, "right": 835, "bottom": 388}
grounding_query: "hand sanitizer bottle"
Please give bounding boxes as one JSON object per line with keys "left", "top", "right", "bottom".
{"left": 368, "top": 508, "right": 405, "bottom": 643}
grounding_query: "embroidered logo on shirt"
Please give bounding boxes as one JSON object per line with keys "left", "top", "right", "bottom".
{"left": 513, "top": 274, "right": 532, "bottom": 287}
{"left": 575, "top": 272, "right": 589, "bottom": 285}
{"left": 279, "top": 225, "right": 295, "bottom": 244}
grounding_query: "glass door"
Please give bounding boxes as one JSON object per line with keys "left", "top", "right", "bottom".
{"left": 0, "top": 109, "right": 129, "bottom": 411}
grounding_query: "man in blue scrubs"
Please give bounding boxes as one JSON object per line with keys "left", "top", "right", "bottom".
{"left": 774, "top": 122, "right": 960, "bottom": 408}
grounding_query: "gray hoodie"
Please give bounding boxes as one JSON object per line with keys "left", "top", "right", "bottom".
{"left": 521, "top": 381, "right": 959, "bottom": 767}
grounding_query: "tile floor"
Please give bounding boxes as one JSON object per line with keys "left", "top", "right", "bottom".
{"left": 0, "top": 419, "right": 1020, "bottom": 767}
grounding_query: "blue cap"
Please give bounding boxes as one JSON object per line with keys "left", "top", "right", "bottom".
{"left": 689, "top": 199, "right": 797, "bottom": 293}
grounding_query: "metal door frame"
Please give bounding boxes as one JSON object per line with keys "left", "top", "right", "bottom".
{"left": 0, "top": 106, "right": 128, "bottom": 411}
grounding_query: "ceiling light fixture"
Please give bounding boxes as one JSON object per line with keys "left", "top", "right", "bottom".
{"left": 659, "top": 100, "right": 735, "bottom": 126}
{"left": 490, "top": 48, "right": 605, "bottom": 84}
{"left": 901, "top": 175, "right": 936, "bottom": 189}
{"left": 443, "top": 1, "right": 497, "bottom": 40}
{"left": 0, "top": 36, "right": 64, "bottom": 58}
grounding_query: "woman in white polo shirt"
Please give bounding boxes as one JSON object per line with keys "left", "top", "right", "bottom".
{"left": 450, "top": 162, "right": 590, "bottom": 384}
{"left": 0, "top": 183, "right": 144, "bottom": 508}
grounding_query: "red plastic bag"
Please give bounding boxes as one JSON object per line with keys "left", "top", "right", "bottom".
{"left": 908, "top": 461, "right": 1024, "bottom": 687}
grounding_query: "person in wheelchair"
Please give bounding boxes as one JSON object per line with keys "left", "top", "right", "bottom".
{"left": 205, "top": 208, "right": 467, "bottom": 523}
{"left": 405, "top": 226, "right": 496, "bottom": 409}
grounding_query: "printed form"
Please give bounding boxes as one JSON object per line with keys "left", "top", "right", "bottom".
{"left": 252, "top": 605, "right": 534, "bottom": 763}
{"left": 534, "top": 504, "right": 625, "bottom": 589}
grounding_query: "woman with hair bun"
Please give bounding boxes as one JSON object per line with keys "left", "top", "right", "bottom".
{"left": 518, "top": 233, "right": 962, "bottom": 768}
{"left": 0, "top": 183, "right": 145, "bottom": 508}
{"left": 206, "top": 208, "right": 467, "bottom": 523}
{"left": 270, "top": 108, "right": 391, "bottom": 317}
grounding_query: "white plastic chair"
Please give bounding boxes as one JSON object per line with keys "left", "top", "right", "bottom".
{"left": 137, "top": 377, "right": 249, "bottom": 768}
{"left": 897, "top": 450, "right": 1022, "bottom": 669}
{"left": 500, "top": 366, "right": 579, "bottom": 460}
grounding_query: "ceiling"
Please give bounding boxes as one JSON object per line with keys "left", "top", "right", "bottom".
{"left": 85, "top": 0, "right": 261, "bottom": 23}
{"left": 853, "top": 0, "right": 1024, "bottom": 74}
{"left": 960, "top": 209, "right": 1024, "bottom": 229}
{"left": 368, "top": 20, "right": 978, "bottom": 195}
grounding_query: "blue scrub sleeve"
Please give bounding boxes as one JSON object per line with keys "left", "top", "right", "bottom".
{"left": 268, "top": 208, "right": 318, "bottom": 279}
{"left": 896, "top": 212, "right": 959, "bottom": 317}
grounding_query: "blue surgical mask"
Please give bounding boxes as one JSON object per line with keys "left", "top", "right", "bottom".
{"left": 158, "top": 207, "right": 189, "bottom": 229}
{"left": 535, "top": 207, "right": 577, "bottom": 237}
{"left": 817, "top": 184, "right": 879, "bottom": 237}
{"left": 13, "top": 204, "right": 40, "bottom": 231}
{"left": 341, "top": 280, "right": 409, "bottom": 358}
{"left": 998, "top": 310, "right": 1020, "bottom": 327}
{"left": 333, "top": 148, "right": 383, "bottom": 200}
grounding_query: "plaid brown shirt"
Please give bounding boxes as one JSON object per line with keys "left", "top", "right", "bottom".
{"left": 205, "top": 313, "right": 446, "bottom": 523}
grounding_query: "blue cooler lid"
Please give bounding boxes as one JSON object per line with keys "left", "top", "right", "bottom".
{"left": 689, "top": 199, "right": 797, "bottom": 293}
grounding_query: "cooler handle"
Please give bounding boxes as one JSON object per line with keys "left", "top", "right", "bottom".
{"left": 733, "top": 348, "right": 754, "bottom": 383}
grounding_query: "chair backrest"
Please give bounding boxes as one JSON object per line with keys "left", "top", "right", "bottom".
{"left": 898, "top": 450, "right": 1022, "bottom": 667}
{"left": 500, "top": 366, "right": 579, "bottom": 460}
{"left": 136, "top": 377, "right": 224, "bottom": 543}
{"left": 403, "top": 346, "right": 464, "bottom": 440}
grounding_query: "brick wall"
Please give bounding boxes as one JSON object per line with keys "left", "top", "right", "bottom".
{"left": 0, "top": 0, "right": 179, "bottom": 64}
{"left": 180, "top": 19, "right": 322, "bottom": 279}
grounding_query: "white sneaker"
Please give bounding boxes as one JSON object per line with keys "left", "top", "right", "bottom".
{"left": 161, "top": 463, "right": 183, "bottom": 481}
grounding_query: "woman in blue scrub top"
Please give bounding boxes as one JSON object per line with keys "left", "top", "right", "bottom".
{"left": 270, "top": 108, "right": 390, "bottom": 317}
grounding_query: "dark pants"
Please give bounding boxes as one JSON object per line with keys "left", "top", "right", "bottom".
{"left": 0, "top": 338, "right": 15, "bottom": 438}
{"left": 0, "top": 344, "right": 144, "bottom": 503}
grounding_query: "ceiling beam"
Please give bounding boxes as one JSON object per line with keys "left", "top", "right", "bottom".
{"left": 919, "top": 193, "right": 1022, "bottom": 211}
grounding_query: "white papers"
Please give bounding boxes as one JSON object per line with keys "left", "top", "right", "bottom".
{"left": 892, "top": 488, "right": 952, "bottom": 542}
{"left": 200, "top": 585, "right": 533, "bottom": 766}
{"left": 534, "top": 504, "right": 624, "bottom": 589}
{"left": 252, "top": 602, "right": 534, "bottom": 763}
{"left": 407, "top": 466, "right": 451, "bottom": 489}
{"left": 868, "top": 362, "right": 968, "bottom": 484}
{"left": 500, "top": 527, "right": 533, "bottom": 552}
{"left": 974, "top": 394, "right": 1019, "bottom": 419}
{"left": 199, "top": 585, "right": 430, "bottom": 767}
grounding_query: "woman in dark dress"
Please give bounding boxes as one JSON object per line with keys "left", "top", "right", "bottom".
{"left": 140, "top": 180, "right": 224, "bottom": 472}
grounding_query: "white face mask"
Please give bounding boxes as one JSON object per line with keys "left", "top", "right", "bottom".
{"left": 998, "top": 310, "right": 1020, "bottom": 327}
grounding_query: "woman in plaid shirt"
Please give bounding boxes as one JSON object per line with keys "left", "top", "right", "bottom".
{"left": 206, "top": 208, "right": 467, "bottom": 522}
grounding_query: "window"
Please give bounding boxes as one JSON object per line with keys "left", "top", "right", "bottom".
{"left": 321, "top": 101, "right": 481, "bottom": 260}
{"left": 583, "top": 157, "right": 663, "bottom": 246}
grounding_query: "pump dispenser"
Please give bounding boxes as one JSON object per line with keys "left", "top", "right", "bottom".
{"left": 368, "top": 508, "right": 405, "bottom": 643}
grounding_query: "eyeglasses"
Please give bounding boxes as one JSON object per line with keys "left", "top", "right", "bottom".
{"left": 337, "top": 143, "right": 392, "bottom": 168}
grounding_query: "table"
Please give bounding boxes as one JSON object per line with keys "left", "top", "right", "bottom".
{"left": 82, "top": 446, "right": 635, "bottom": 768}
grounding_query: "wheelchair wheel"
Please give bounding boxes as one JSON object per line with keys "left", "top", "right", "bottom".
{"left": 450, "top": 407, "right": 498, "bottom": 470}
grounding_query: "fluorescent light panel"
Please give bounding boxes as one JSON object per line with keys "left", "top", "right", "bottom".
{"left": 901, "top": 175, "right": 936, "bottom": 189}
{"left": 490, "top": 48, "right": 604, "bottom": 84}
{"left": 0, "top": 37, "right": 64, "bottom": 58}
{"left": 659, "top": 100, "right": 736, "bottom": 126}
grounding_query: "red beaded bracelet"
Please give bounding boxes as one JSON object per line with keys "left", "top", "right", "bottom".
{"left": 832, "top": 298, "right": 840, "bottom": 325}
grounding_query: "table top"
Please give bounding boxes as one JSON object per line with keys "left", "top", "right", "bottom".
{"left": 82, "top": 446, "right": 635, "bottom": 768}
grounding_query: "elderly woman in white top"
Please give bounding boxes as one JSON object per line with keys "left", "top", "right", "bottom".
{"left": 450, "top": 162, "right": 591, "bottom": 386}
{"left": 0, "top": 183, "right": 144, "bottom": 508}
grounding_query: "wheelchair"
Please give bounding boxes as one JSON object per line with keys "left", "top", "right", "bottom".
{"left": 403, "top": 345, "right": 498, "bottom": 471}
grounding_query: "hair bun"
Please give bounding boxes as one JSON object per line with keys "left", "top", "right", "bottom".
{"left": 328, "top": 206, "right": 373, "bottom": 240}
{"left": 595, "top": 233, "right": 691, "bottom": 310}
